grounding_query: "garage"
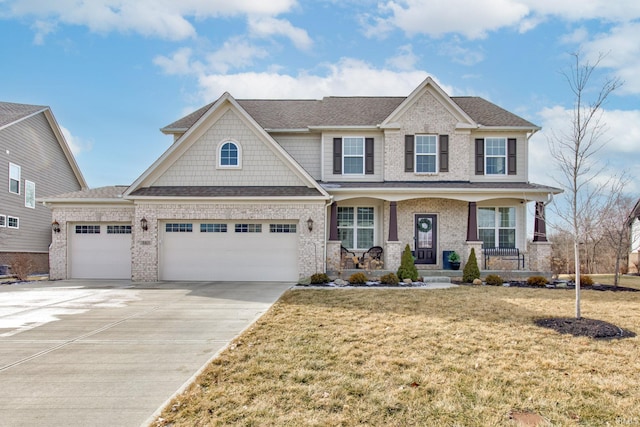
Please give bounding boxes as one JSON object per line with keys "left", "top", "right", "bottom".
{"left": 68, "top": 224, "right": 132, "bottom": 279}
{"left": 159, "top": 220, "right": 299, "bottom": 281}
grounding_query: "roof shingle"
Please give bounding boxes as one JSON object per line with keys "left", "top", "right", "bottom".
{"left": 0, "top": 101, "right": 47, "bottom": 129}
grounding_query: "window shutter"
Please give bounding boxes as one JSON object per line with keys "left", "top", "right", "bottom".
{"left": 333, "top": 138, "right": 342, "bottom": 174}
{"left": 365, "top": 137, "right": 374, "bottom": 174}
{"left": 508, "top": 138, "right": 517, "bottom": 175}
{"left": 405, "top": 135, "right": 414, "bottom": 172}
{"left": 475, "top": 139, "right": 484, "bottom": 175}
{"left": 439, "top": 135, "right": 449, "bottom": 172}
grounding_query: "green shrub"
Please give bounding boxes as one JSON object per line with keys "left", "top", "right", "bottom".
{"left": 485, "top": 274, "right": 503, "bottom": 286}
{"left": 348, "top": 272, "right": 368, "bottom": 284}
{"left": 527, "top": 276, "right": 548, "bottom": 286}
{"left": 397, "top": 244, "right": 418, "bottom": 282}
{"left": 462, "top": 248, "right": 480, "bottom": 283}
{"left": 310, "top": 273, "right": 330, "bottom": 284}
{"left": 380, "top": 272, "right": 399, "bottom": 285}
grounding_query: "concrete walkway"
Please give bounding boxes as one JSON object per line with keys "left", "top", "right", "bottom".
{"left": 0, "top": 280, "right": 292, "bottom": 427}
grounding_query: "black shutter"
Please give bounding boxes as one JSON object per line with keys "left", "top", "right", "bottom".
{"left": 365, "top": 137, "right": 374, "bottom": 174}
{"left": 333, "top": 138, "right": 342, "bottom": 174}
{"left": 405, "top": 135, "right": 414, "bottom": 172}
{"left": 475, "top": 138, "right": 484, "bottom": 175}
{"left": 439, "top": 134, "right": 449, "bottom": 172}
{"left": 508, "top": 138, "right": 517, "bottom": 175}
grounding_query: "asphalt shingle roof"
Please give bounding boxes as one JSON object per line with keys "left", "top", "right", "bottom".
{"left": 0, "top": 101, "right": 47, "bottom": 128}
{"left": 161, "top": 95, "right": 537, "bottom": 132}
{"left": 41, "top": 186, "right": 129, "bottom": 200}
{"left": 129, "top": 186, "right": 323, "bottom": 197}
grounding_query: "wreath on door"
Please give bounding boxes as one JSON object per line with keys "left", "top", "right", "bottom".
{"left": 417, "top": 217, "right": 432, "bottom": 233}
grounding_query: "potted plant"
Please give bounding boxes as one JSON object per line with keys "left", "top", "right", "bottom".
{"left": 448, "top": 251, "right": 461, "bottom": 270}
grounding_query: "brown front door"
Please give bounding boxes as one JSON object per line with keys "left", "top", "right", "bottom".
{"left": 414, "top": 214, "right": 437, "bottom": 264}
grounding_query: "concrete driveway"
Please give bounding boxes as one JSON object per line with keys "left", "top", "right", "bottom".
{"left": 0, "top": 280, "right": 292, "bottom": 427}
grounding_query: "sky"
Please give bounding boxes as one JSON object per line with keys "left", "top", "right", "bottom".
{"left": 1, "top": 0, "right": 639, "bottom": 204}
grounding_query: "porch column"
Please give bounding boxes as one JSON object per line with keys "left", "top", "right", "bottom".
{"left": 329, "top": 202, "right": 339, "bottom": 241}
{"left": 388, "top": 201, "right": 398, "bottom": 241}
{"left": 466, "top": 202, "right": 478, "bottom": 241}
{"left": 533, "top": 201, "right": 548, "bottom": 242}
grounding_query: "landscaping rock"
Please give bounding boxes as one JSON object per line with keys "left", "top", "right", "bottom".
{"left": 333, "top": 278, "right": 347, "bottom": 286}
{"left": 473, "top": 278, "right": 482, "bottom": 285}
{"left": 403, "top": 278, "right": 413, "bottom": 284}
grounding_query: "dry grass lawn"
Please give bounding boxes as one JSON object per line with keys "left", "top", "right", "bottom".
{"left": 156, "top": 280, "right": 640, "bottom": 426}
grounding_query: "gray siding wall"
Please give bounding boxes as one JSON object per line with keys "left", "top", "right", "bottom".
{"left": 0, "top": 112, "right": 83, "bottom": 253}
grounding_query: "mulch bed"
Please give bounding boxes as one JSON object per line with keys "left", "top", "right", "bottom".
{"left": 534, "top": 317, "right": 636, "bottom": 339}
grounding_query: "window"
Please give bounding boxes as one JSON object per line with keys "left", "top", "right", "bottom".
{"left": 343, "top": 137, "right": 364, "bottom": 174}
{"left": 0, "top": 215, "right": 5, "bottom": 227}
{"left": 75, "top": 225, "right": 100, "bottom": 234}
{"left": 166, "top": 223, "right": 193, "bottom": 232}
{"left": 478, "top": 207, "right": 516, "bottom": 248}
{"left": 485, "top": 138, "right": 506, "bottom": 175}
{"left": 235, "top": 223, "right": 262, "bottom": 233}
{"left": 9, "top": 163, "right": 20, "bottom": 194}
{"left": 270, "top": 224, "right": 297, "bottom": 233}
{"left": 107, "top": 225, "right": 132, "bottom": 234}
{"left": 415, "top": 135, "right": 437, "bottom": 173}
{"left": 337, "top": 207, "right": 374, "bottom": 250}
{"left": 25, "top": 180, "right": 35, "bottom": 208}
{"left": 219, "top": 141, "right": 239, "bottom": 167}
{"left": 8, "top": 216, "right": 19, "bottom": 229}
{"left": 201, "top": 223, "right": 227, "bottom": 233}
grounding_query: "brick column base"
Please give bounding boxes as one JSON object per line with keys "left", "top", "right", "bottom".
{"left": 385, "top": 241, "right": 403, "bottom": 272}
{"left": 326, "top": 240, "right": 341, "bottom": 272}
{"left": 528, "top": 241, "right": 552, "bottom": 275}
{"left": 465, "top": 241, "right": 483, "bottom": 269}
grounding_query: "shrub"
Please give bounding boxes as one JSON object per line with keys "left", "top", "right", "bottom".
{"left": 380, "top": 272, "right": 399, "bottom": 285}
{"left": 11, "top": 254, "right": 33, "bottom": 281}
{"left": 448, "top": 251, "right": 461, "bottom": 263}
{"left": 310, "top": 273, "right": 330, "bottom": 284}
{"left": 485, "top": 274, "right": 503, "bottom": 286}
{"left": 348, "top": 272, "right": 368, "bottom": 285}
{"left": 527, "top": 276, "right": 548, "bottom": 286}
{"left": 580, "top": 275, "right": 594, "bottom": 286}
{"left": 397, "top": 244, "right": 418, "bottom": 282}
{"left": 462, "top": 248, "right": 480, "bottom": 283}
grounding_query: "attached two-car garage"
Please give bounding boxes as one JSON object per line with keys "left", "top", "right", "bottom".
{"left": 159, "top": 220, "right": 299, "bottom": 281}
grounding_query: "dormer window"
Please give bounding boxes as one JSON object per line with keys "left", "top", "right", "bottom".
{"left": 218, "top": 141, "right": 241, "bottom": 169}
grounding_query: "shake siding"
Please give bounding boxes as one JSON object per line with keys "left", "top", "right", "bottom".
{"left": 272, "top": 133, "right": 322, "bottom": 180}
{"left": 322, "top": 131, "right": 384, "bottom": 182}
{"left": 0, "top": 113, "right": 83, "bottom": 253}
{"left": 153, "top": 109, "right": 308, "bottom": 187}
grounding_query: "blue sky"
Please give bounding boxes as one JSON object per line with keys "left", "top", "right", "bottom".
{"left": 1, "top": 0, "right": 639, "bottom": 198}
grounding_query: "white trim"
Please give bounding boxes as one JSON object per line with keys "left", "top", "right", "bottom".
{"left": 342, "top": 136, "right": 365, "bottom": 175}
{"left": 216, "top": 139, "right": 242, "bottom": 169}
{"left": 9, "top": 162, "right": 20, "bottom": 195}
{"left": 337, "top": 205, "right": 376, "bottom": 250}
{"left": 484, "top": 137, "right": 507, "bottom": 176}
{"left": 7, "top": 216, "right": 19, "bottom": 229}
{"left": 25, "top": 180, "right": 35, "bottom": 208}
{"left": 414, "top": 134, "right": 438, "bottom": 174}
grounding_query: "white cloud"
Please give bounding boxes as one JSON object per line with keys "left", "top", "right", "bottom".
{"left": 60, "top": 125, "right": 92, "bottom": 155}
{"left": 4, "top": 0, "right": 298, "bottom": 41}
{"left": 385, "top": 44, "right": 419, "bottom": 70}
{"left": 248, "top": 16, "right": 313, "bottom": 50}
{"left": 206, "top": 37, "right": 269, "bottom": 73}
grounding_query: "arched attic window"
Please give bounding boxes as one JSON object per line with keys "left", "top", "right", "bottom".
{"left": 217, "top": 140, "right": 242, "bottom": 169}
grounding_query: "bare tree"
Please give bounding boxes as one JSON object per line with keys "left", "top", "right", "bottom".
{"left": 601, "top": 192, "right": 634, "bottom": 286}
{"left": 548, "top": 52, "right": 622, "bottom": 319}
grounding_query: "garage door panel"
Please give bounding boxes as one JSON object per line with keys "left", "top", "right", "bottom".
{"left": 69, "top": 224, "right": 132, "bottom": 279}
{"left": 160, "top": 221, "right": 298, "bottom": 281}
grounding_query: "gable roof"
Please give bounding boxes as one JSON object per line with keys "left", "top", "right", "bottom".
{"left": 1, "top": 101, "right": 88, "bottom": 189}
{"left": 162, "top": 80, "right": 537, "bottom": 133}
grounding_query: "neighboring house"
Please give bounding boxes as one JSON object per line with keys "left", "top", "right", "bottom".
{"left": 42, "top": 77, "right": 561, "bottom": 282}
{"left": 627, "top": 199, "right": 640, "bottom": 274}
{"left": 0, "top": 102, "right": 87, "bottom": 274}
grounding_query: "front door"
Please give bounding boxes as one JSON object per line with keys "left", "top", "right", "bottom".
{"left": 414, "top": 214, "right": 437, "bottom": 264}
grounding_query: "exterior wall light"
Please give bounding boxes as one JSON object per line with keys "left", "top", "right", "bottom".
{"left": 140, "top": 217, "right": 148, "bottom": 231}
{"left": 52, "top": 221, "right": 61, "bottom": 233}
{"left": 307, "top": 218, "right": 314, "bottom": 232}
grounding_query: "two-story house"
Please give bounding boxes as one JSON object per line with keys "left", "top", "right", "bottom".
{"left": 1, "top": 102, "right": 87, "bottom": 274}
{"left": 42, "top": 77, "right": 560, "bottom": 282}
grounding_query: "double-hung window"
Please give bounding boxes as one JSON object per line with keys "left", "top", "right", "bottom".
{"left": 415, "top": 135, "right": 437, "bottom": 173}
{"left": 478, "top": 207, "right": 516, "bottom": 248}
{"left": 9, "top": 163, "right": 20, "bottom": 194}
{"left": 343, "top": 137, "right": 364, "bottom": 174}
{"left": 337, "top": 206, "right": 374, "bottom": 250}
{"left": 485, "top": 138, "right": 506, "bottom": 175}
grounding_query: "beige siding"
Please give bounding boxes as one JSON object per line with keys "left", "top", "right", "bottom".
{"left": 272, "top": 133, "right": 322, "bottom": 180}
{"left": 0, "top": 112, "right": 83, "bottom": 253}
{"left": 154, "top": 109, "right": 307, "bottom": 187}
{"left": 322, "top": 131, "right": 384, "bottom": 182}
{"left": 468, "top": 131, "right": 528, "bottom": 182}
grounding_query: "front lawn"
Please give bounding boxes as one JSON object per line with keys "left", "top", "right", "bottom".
{"left": 156, "top": 285, "right": 640, "bottom": 426}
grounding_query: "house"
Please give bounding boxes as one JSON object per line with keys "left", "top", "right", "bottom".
{"left": 0, "top": 102, "right": 87, "bottom": 274}
{"left": 627, "top": 199, "right": 640, "bottom": 274}
{"left": 42, "top": 77, "right": 561, "bottom": 282}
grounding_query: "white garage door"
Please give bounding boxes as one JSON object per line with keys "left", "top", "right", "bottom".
{"left": 69, "top": 224, "right": 132, "bottom": 279}
{"left": 160, "top": 221, "right": 298, "bottom": 281}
